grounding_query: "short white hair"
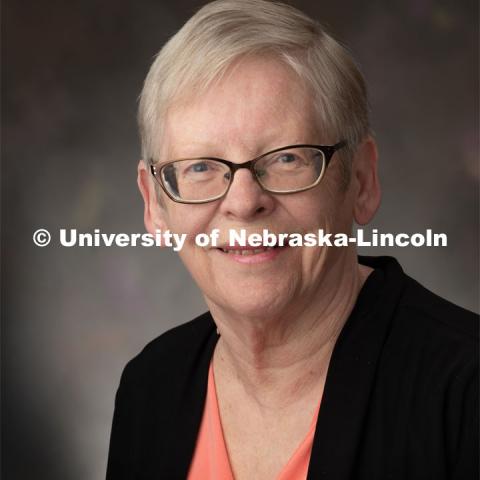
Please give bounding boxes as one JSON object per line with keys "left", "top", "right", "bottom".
{"left": 139, "top": 0, "right": 370, "bottom": 174}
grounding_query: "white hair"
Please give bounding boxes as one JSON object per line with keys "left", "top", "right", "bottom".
{"left": 139, "top": 0, "right": 370, "bottom": 179}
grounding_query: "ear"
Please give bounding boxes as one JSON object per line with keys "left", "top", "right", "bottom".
{"left": 137, "top": 160, "right": 168, "bottom": 234}
{"left": 352, "top": 137, "right": 381, "bottom": 225}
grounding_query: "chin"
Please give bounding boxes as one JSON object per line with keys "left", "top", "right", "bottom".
{"left": 206, "top": 283, "right": 293, "bottom": 320}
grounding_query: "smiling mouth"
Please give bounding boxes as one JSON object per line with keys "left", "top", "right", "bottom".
{"left": 216, "top": 246, "right": 284, "bottom": 255}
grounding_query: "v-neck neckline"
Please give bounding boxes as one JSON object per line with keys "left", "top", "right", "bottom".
{"left": 204, "top": 359, "right": 321, "bottom": 479}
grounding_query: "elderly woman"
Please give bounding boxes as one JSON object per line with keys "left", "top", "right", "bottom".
{"left": 106, "top": 1, "right": 478, "bottom": 479}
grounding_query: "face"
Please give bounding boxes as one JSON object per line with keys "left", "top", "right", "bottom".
{"left": 139, "top": 57, "right": 380, "bottom": 320}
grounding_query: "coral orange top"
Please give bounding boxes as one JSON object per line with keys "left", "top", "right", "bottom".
{"left": 188, "top": 361, "right": 320, "bottom": 480}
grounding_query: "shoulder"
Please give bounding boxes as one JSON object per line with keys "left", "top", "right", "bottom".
{"left": 399, "top": 274, "right": 478, "bottom": 341}
{"left": 374, "top": 259, "right": 478, "bottom": 395}
{"left": 391, "top": 275, "right": 477, "bottom": 394}
{"left": 362, "top": 255, "right": 478, "bottom": 353}
{"left": 392, "top": 274, "right": 478, "bottom": 360}
{"left": 119, "top": 311, "right": 216, "bottom": 388}
{"left": 361, "top": 255, "right": 478, "bottom": 389}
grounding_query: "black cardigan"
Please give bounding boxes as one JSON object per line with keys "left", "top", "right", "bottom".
{"left": 106, "top": 256, "right": 478, "bottom": 479}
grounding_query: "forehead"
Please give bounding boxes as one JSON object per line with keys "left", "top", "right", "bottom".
{"left": 161, "top": 57, "right": 321, "bottom": 160}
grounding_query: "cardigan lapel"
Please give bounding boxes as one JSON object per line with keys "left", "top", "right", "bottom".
{"left": 306, "top": 257, "right": 407, "bottom": 479}
{"left": 153, "top": 314, "right": 219, "bottom": 479}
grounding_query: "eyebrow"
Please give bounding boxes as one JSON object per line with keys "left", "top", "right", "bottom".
{"left": 164, "top": 136, "right": 314, "bottom": 162}
{"left": 164, "top": 141, "right": 224, "bottom": 161}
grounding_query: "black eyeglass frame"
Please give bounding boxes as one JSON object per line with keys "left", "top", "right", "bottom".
{"left": 149, "top": 141, "right": 347, "bottom": 204}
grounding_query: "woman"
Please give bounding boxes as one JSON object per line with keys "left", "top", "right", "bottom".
{"left": 107, "top": 1, "right": 478, "bottom": 479}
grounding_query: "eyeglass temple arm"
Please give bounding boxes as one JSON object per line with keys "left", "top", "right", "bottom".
{"left": 324, "top": 141, "right": 347, "bottom": 165}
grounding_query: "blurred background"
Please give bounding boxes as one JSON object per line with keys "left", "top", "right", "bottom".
{"left": 2, "top": 0, "right": 478, "bottom": 478}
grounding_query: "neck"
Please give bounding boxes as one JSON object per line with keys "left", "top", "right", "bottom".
{"left": 208, "top": 252, "right": 372, "bottom": 410}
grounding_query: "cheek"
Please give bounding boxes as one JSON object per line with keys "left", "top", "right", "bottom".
{"left": 317, "top": 177, "right": 355, "bottom": 231}
{"left": 284, "top": 185, "right": 341, "bottom": 230}
{"left": 163, "top": 204, "right": 217, "bottom": 237}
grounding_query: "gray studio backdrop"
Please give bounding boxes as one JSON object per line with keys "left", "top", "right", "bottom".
{"left": 3, "top": 0, "right": 478, "bottom": 478}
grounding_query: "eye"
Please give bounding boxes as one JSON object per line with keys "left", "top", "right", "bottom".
{"left": 277, "top": 153, "right": 298, "bottom": 164}
{"left": 187, "top": 161, "right": 211, "bottom": 173}
{"left": 267, "top": 151, "right": 306, "bottom": 170}
{"left": 176, "top": 159, "right": 228, "bottom": 183}
{"left": 181, "top": 160, "right": 223, "bottom": 177}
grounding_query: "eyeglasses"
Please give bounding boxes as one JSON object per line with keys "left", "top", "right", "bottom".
{"left": 150, "top": 142, "right": 346, "bottom": 204}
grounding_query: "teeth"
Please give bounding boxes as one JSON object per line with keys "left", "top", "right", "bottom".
{"left": 221, "top": 247, "right": 273, "bottom": 255}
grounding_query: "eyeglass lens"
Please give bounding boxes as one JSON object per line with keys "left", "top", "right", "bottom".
{"left": 161, "top": 147, "right": 326, "bottom": 202}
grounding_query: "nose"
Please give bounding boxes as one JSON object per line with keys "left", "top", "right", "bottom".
{"left": 218, "top": 167, "right": 275, "bottom": 220}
